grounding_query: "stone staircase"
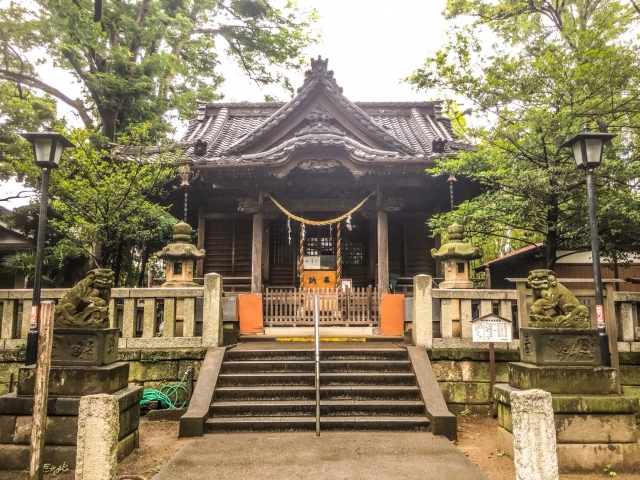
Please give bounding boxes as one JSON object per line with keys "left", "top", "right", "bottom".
{"left": 205, "top": 346, "right": 429, "bottom": 432}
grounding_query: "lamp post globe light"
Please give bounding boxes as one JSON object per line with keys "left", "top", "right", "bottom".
{"left": 560, "top": 127, "right": 616, "bottom": 367}
{"left": 19, "top": 129, "right": 75, "bottom": 366}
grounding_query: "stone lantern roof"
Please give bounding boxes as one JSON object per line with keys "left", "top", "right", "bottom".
{"left": 431, "top": 222, "right": 483, "bottom": 261}
{"left": 156, "top": 221, "right": 205, "bottom": 260}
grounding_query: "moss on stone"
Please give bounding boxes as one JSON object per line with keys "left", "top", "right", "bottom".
{"left": 428, "top": 348, "right": 520, "bottom": 362}
{"left": 117, "top": 350, "right": 141, "bottom": 362}
{"left": 0, "top": 363, "right": 20, "bottom": 383}
{"left": 139, "top": 348, "right": 206, "bottom": 363}
{"left": 438, "top": 381, "right": 490, "bottom": 404}
{"left": 620, "top": 365, "right": 640, "bottom": 386}
{"left": 618, "top": 352, "right": 640, "bottom": 365}
{"left": 0, "top": 350, "right": 25, "bottom": 362}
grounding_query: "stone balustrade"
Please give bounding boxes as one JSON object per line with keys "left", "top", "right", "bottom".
{"left": 411, "top": 275, "right": 640, "bottom": 350}
{"left": 0, "top": 273, "right": 223, "bottom": 350}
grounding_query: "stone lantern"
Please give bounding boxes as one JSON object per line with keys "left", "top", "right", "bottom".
{"left": 431, "top": 222, "right": 482, "bottom": 337}
{"left": 157, "top": 221, "right": 205, "bottom": 287}
{"left": 431, "top": 222, "right": 482, "bottom": 289}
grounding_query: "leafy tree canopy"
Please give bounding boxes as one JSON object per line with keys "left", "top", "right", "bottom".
{"left": 0, "top": 0, "right": 317, "bottom": 284}
{"left": 408, "top": 0, "right": 640, "bottom": 268}
{"left": 0, "top": 0, "right": 318, "bottom": 140}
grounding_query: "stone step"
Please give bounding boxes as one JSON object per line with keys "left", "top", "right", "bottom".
{"left": 209, "top": 400, "right": 426, "bottom": 417}
{"left": 213, "top": 385, "right": 422, "bottom": 402}
{"left": 204, "top": 415, "right": 429, "bottom": 432}
{"left": 225, "top": 349, "right": 408, "bottom": 362}
{"left": 217, "top": 372, "right": 417, "bottom": 387}
{"left": 220, "top": 360, "right": 413, "bottom": 374}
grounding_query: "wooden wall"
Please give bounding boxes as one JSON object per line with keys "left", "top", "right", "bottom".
{"left": 388, "top": 217, "right": 436, "bottom": 279}
{"left": 203, "top": 218, "right": 252, "bottom": 277}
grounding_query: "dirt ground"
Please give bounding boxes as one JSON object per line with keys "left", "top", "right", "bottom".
{"left": 2, "top": 415, "right": 640, "bottom": 479}
{"left": 456, "top": 413, "right": 639, "bottom": 480}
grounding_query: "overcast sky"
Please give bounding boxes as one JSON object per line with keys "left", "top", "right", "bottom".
{"left": 1, "top": 0, "right": 453, "bottom": 209}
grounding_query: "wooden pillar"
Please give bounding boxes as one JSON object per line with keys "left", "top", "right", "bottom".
{"left": 196, "top": 207, "right": 205, "bottom": 278}
{"left": 368, "top": 218, "right": 377, "bottom": 285}
{"left": 251, "top": 211, "right": 264, "bottom": 293}
{"left": 377, "top": 210, "right": 389, "bottom": 294}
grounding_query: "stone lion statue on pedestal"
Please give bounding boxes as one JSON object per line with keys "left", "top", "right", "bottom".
{"left": 54, "top": 269, "right": 115, "bottom": 329}
{"left": 528, "top": 269, "right": 591, "bottom": 329}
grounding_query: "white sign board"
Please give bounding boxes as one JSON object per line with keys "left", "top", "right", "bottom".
{"left": 471, "top": 314, "right": 513, "bottom": 343}
{"left": 303, "top": 256, "right": 321, "bottom": 269}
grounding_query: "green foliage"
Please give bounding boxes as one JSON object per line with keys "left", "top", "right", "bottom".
{"left": 0, "top": 0, "right": 318, "bottom": 140}
{"left": 408, "top": 0, "right": 640, "bottom": 267}
{"left": 47, "top": 126, "right": 178, "bottom": 280}
{"left": 0, "top": 0, "right": 317, "bottom": 284}
{"left": 604, "top": 463, "right": 617, "bottom": 476}
{"left": 0, "top": 251, "right": 39, "bottom": 287}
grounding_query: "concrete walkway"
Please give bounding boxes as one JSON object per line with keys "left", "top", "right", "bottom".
{"left": 153, "top": 431, "right": 489, "bottom": 480}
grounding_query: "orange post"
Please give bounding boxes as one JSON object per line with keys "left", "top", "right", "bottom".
{"left": 380, "top": 293, "right": 404, "bottom": 336}
{"left": 238, "top": 294, "right": 264, "bottom": 334}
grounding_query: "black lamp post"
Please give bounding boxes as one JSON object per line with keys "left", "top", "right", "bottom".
{"left": 560, "top": 128, "right": 616, "bottom": 367}
{"left": 19, "top": 130, "right": 74, "bottom": 366}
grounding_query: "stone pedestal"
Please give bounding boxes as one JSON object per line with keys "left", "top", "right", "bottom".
{"left": 51, "top": 328, "right": 119, "bottom": 366}
{"left": 496, "top": 385, "right": 640, "bottom": 473}
{"left": 497, "top": 327, "right": 640, "bottom": 472}
{"left": 0, "top": 328, "right": 142, "bottom": 470}
{"left": 520, "top": 328, "right": 601, "bottom": 367}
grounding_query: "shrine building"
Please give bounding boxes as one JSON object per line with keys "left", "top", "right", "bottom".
{"left": 169, "top": 57, "right": 478, "bottom": 330}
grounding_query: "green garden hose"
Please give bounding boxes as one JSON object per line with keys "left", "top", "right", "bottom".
{"left": 140, "top": 369, "right": 190, "bottom": 409}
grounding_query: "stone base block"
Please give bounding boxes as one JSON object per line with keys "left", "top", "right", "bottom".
{"left": 52, "top": 328, "right": 119, "bottom": 366}
{"left": 557, "top": 442, "right": 640, "bottom": 473}
{"left": 508, "top": 362, "right": 617, "bottom": 394}
{"left": 18, "top": 361, "right": 129, "bottom": 396}
{"left": 520, "top": 327, "right": 601, "bottom": 366}
{"left": 0, "top": 385, "right": 142, "bottom": 470}
{"left": 495, "top": 383, "right": 640, "bottom": 473}
{"left": 0, "top": 429, "right": 139, "bottom": 470}
{"left": 496, "top": 426, "right": 514, "bottom": 459}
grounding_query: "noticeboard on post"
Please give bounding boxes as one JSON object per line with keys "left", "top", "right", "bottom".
{"left": 471, "top": 314, "right": 513, "bottom": 343}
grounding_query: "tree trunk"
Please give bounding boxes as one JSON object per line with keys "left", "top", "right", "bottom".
{"left": 125, "top": 250, "right": 135, "bottom": 287}
{"left": 545, "top": 197, "right": 559, "bottom": 270}
{"left": 613, "top": 251, "right": 620, "bottom": 291}
{"left": 113, "top": 242, "right": 124, "bottom": 287}
{"left": 99, "top": 107, "right": 118, "bottom": 141}
{"left": 137, "top": 243, "right": 150, "bottom": 287}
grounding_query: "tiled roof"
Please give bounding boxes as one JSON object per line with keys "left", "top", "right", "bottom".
{"left": 182, "top": 57, "right": 473, "bottom": 166}
{"left": 116, "top": 57, "right": 473, "bottom": 166}
{"left": 475, "top": 243, "right": 544, "bottom": 271}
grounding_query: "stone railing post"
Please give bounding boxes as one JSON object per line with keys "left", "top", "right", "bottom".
{"left": 412, "top": 275, "right": 433, "bottom": 348}
{"left": 511, "top": 389, "right": 558, "bottom": 480}
{"left": 202, "top": 273, "right": 223, "bottom": 347}
{"left": 618, "top": 301, "right": 637, "bottom": 342}
{"left": 75, "top": 394, "right": 119, "bottom": 480}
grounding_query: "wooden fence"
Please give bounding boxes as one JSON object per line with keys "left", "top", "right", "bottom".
{"left": 263, "top": 287, "right": 379, "bottom": 326}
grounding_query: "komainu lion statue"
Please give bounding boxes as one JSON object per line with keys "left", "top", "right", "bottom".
{"left": 54, "top": 269, "right": 115, "bottom": 329}
{"left": 528, "top": 269, "right": 590, "bottom": 328}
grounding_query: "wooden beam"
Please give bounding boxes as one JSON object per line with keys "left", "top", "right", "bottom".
{"left": 377, "top": 210, "right": 389, "bottom": 294}
{"left": 251, "top": 211, "right": 264, "bottom": 293}
{"left": 28, "top": 301, "right": 55, "bottom": 480}
{"left": 262, "top": 197, "right": 377, "bottom": 214}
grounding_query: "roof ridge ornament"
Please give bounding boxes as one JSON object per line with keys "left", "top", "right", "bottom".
{"left": 295, "top": 105, "right": 345, "bottom": 136}
{"left": 297, "top": 56, "right": 343, "bottom": 94}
